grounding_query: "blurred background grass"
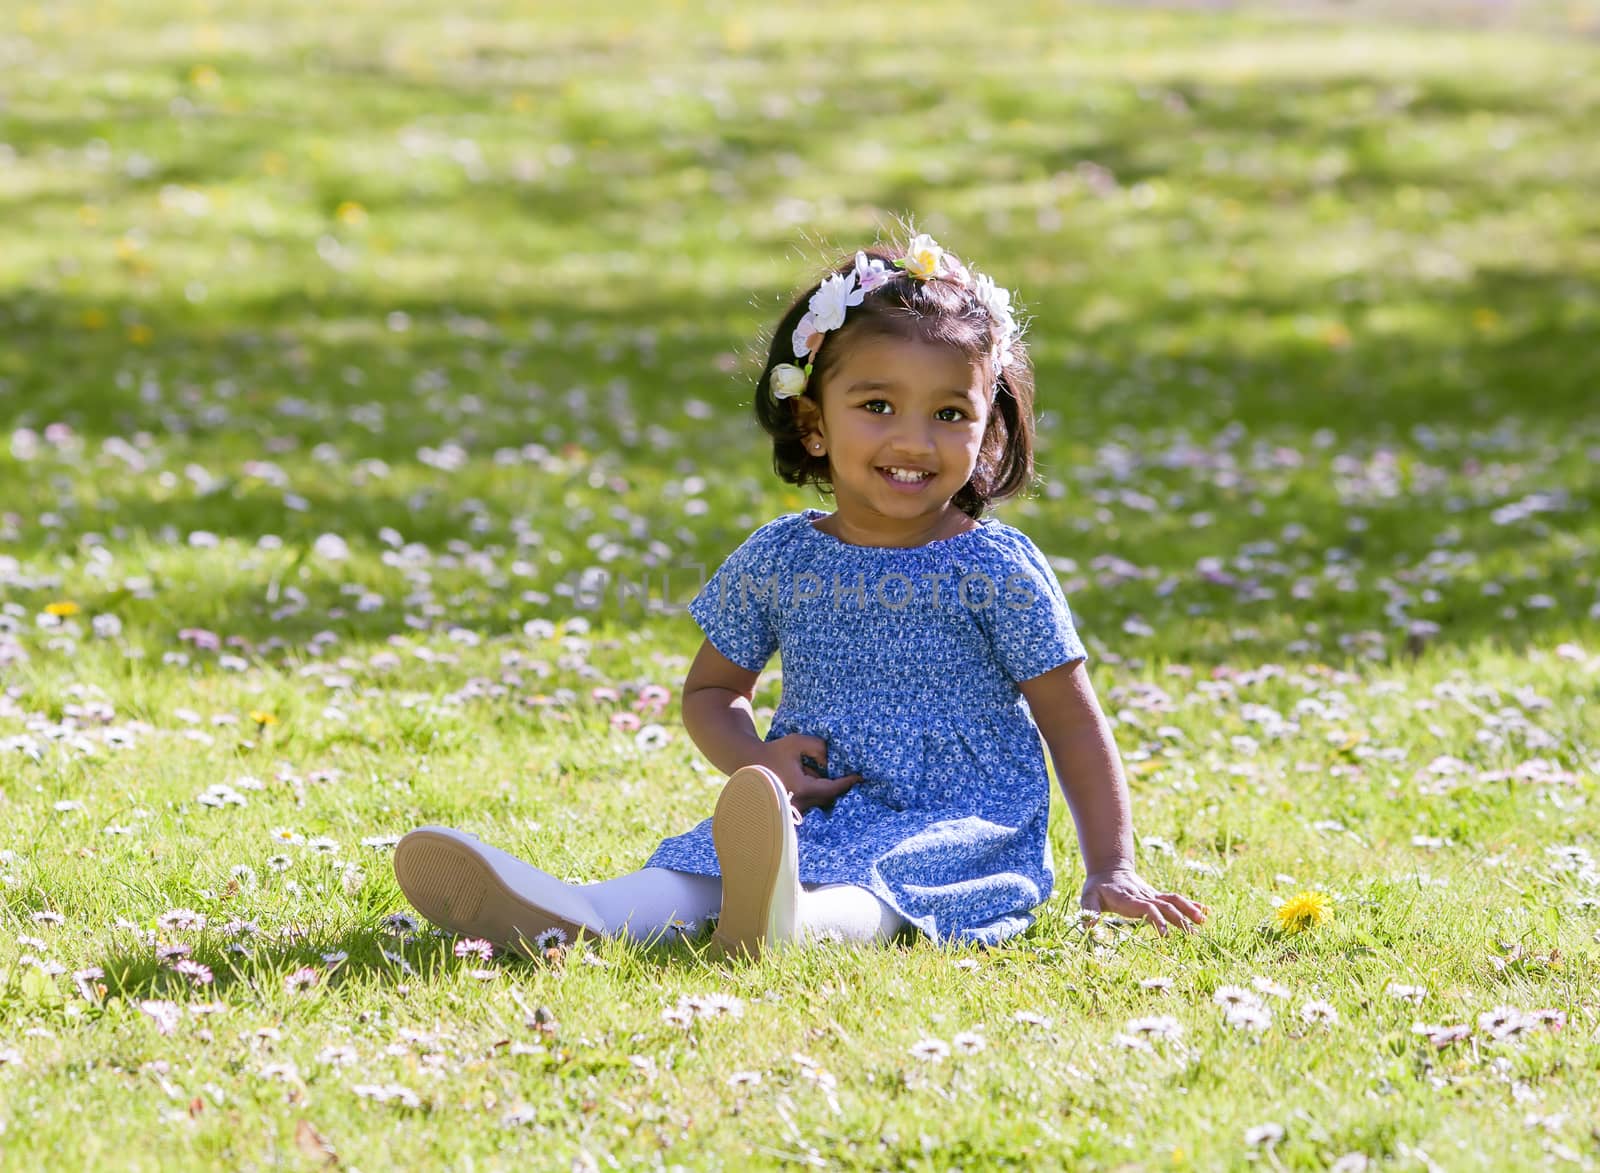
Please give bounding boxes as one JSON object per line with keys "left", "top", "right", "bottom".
{"left": 1, "top": 0, "right": 1597, "bottom": 663}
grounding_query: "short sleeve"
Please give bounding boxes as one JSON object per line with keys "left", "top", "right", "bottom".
{"left": 978, "top": 528, "right": 1087, "bottom": 683}
{"left": 686, "top": 519, "right": 790, "bottom": 672}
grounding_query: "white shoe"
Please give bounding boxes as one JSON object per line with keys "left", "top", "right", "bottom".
{"left": 393, "top": 826, "right": 605, "bottom": 955}
{"left": 711, "top": 766, "right": 801, "bottom": 960}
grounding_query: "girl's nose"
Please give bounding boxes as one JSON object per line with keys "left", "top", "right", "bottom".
{"left": 890, "top": 420, "right": 937, "bottom": 457}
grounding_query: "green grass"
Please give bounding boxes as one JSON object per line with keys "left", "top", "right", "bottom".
{"left": 2, "top": 0, "right": 1600, "bottom": 1167}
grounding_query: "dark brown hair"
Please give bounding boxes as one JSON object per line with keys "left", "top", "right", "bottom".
{"left": 753, "top": 244, "right": 1037, "bottom": 519}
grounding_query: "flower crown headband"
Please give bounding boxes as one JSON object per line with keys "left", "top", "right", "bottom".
{"left": 768, "top": 234, "right": 1020, "bottom": 400}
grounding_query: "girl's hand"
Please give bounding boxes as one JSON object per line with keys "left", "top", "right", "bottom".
{"left": 756, "top": 733, "right": 861, "bottom": 812}
{"left": 1081, "top": 869, "right": 1209, "bottom": 937}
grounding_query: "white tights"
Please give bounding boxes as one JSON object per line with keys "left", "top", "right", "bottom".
{"left": 582, "top": 868, "right": 908, "bottom": 946}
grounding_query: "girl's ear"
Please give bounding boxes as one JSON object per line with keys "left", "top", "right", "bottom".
{"left": 793, "top": 395, "right": 825, "bottom": 454}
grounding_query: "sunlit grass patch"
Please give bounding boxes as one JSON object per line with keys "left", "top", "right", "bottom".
{"left": 1, "top": 0, "right": 1598, "bottom": 1168}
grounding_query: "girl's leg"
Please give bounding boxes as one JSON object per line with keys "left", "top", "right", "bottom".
{"left": 394, "top": 826, "right": 608, "bottom": 951}
{"left": 796, "top": 882, "right": 908, "bottom": 944}
{"left": 582, "top": 869, "right": 722, "bottom": 944}
{"left": 395, "top": 829, "right": 723, "bottom": 949}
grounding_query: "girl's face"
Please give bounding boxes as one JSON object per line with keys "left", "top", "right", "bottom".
{"left": 798, "top": 333, "right": 991, "bottom": 543}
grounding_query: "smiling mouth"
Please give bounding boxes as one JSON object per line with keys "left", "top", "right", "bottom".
{"left": 879, "top": 466, "right": 934, "bottom": 484}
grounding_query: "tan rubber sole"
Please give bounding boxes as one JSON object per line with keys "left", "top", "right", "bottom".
{"left": 393, "top": 829, "right": 594, "bottom": 957}
{"left": 710, "top": 767, "right": 792, "bottom": 961}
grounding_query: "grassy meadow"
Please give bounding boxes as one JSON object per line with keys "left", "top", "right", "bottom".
{"left": 2, "top": 0, "right": 1599, "bottom": 1167}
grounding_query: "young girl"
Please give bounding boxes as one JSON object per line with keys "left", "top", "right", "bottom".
{"left": 394, "top": 233, "right": 1207, "bottom": 956}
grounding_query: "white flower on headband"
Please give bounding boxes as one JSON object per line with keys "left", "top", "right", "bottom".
{"left": 791, "top": 271, "right": 863, "bottom": 361}
{"left": 896, "top": 233, "right": 946, "bottom": 280}
{"left": 809, "top": 271, "right": 863, "bottom": 332}
{"left": 971, "top": 273, "right": 1019, "bottom": 367}
{"left": 972, "top": 274, "right": 1012, "bottom": 322}
{"left": 769, "top": 363, "right": 808, "bottom": 399}
{"left": 993, "top": 332, "right": 1017, "bottom": 370}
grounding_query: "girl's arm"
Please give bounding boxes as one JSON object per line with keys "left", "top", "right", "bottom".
{"left": 681, "top": 640, "right": 861, "bottom": 810}
{"left": 1020, "top": 660, "right": 1208, "bottom": 935}
{"left": 680, "top": 640, "right": 771, "bottom": 775}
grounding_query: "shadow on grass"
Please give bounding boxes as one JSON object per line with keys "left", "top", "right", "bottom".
{"left": 89, "top": 918, "right": 740, "bottom": 1006}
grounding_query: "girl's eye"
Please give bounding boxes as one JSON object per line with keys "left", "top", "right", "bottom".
{"left": 858, "top": 400, "right": 969, "bottom": 421}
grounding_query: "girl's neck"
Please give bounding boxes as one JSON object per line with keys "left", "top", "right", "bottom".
{"left": 810, "top": 505, "right": 978, "bottom": 548}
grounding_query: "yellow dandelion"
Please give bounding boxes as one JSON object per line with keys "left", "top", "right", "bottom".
{"left": 1274, "top": 890, "right": 1332, "bottom": 933}
{"left": 45, "top": 601, "right": 82, "bottom": 617}
{"left": 249, "top": 711, "right": 278, "bottom": 727}
{"left": 189, "top": 64, "right": 220, "bottom": 90}
{"left": 335, "top": 201, "right": 367, "bottom": 227}
{"left": 126, "top": 324, "right": 153, "bottom": 346}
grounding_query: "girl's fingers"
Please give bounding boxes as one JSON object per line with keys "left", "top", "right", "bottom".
{"left": 1158, "top": 896, "right": 1203, "bottom": 921}
{"left": 793, "top": 734, "right": 829, "bottom": 762}
{"left": 1158, "top": 900, "right": 1199, "bottom": 933}
{"left": 1113, "top": 894, "right": 1184, "bottom": 937}
{"left": 790, "top": 772, "right": 859, "bottom": 810}
{"left": 1135, "top": 901, "right": 1170, "bottom": 937}
{"left": 815, "top": 772, "right": 861, "bottom": 797}
{"left": 1149, "top": 895, "right": 1207, "bottom": 933}
{"left": 1099, "top": 890, "right": 1161, "bottom": 928}
{"left": 1160, "top": 893, "right": 1209, "bottom": 923}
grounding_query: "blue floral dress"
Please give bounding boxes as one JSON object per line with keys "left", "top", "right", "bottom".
{"left": 645, "top": 509, "right": 1087, "bottom": 945}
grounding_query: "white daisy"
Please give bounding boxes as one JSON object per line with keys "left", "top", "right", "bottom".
{"left": 634, "top": 723, "right": 671, "bottom": 751}
{"left": 1212, "top": 985, "right": 1262, "bottom": 1010}
{"left": 1251, "top": 976, "right": 1291, "bottom": 1000}
{"left": 1244, "top": 1122, "right": 1285, "bottom": 1147}
{"left": 1225, "top": 1004, "right": 1273, "bottom": 1032}
{"left": 1125, "top": 1015, "right": 1184, "bottom": 1041}
{"left": 951, "top": 1030, "right": 986, "bottom": 1054}
{"left": 1299, "top": 1000, "right": 1339, "bottom": 1025}
{"left": 1385, "top": 982, "right": 1428, "bottom": 1005}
